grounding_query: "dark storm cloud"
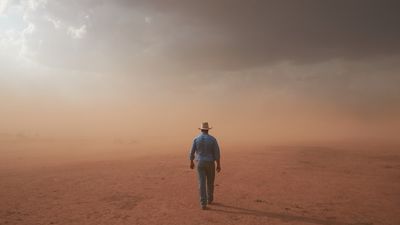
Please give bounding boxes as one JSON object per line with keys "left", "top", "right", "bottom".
{"left": 110, "top": 0, "right": 400, "bottom": 70}
{"left": 20, "top": 0, "right": 400, "bottom": 72}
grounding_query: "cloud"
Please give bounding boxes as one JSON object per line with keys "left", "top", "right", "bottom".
{"left": 45, "top": 15, "right": 61, "bottom": 29}
{"left": 27, "top": 0, "right": 47, "bottom": 11}
{"left": 3, "top": 0, "right": 400, "bottom": 72}
{"left": 0, "top": 0, "right": 8, "bottom": 15}
{"left": 0, "top": 21, "right": 36, "bottom": 63}
{"left": 68, "top": 24, "right": 87, "bottom": 39}
{"left": 140, "top": 0, "right": 400, "bottom": 70}
{"left": 0, "top": 0, "right": 45, "bottom": 61}
{"left": 22, "top": 22, "right": 35, "bottom": 34}
{"left": 19, "top": 22, "right": 35, "bottom": 57}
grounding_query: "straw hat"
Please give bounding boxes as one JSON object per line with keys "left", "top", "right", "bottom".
{"left": 199, "top": 122, "right": 212, "bottom": 130}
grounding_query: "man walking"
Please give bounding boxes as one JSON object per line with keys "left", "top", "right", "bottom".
{"left": 189, "top": 122, "right": 221, "bottom": 210}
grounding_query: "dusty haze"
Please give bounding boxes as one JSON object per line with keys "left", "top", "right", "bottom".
{"left": 1, "top": 0, "right": 400, "bottom": 150}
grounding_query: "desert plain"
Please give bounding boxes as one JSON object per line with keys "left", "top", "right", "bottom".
{"left": 0, "top": 142, "right": 399, "bottom": 225}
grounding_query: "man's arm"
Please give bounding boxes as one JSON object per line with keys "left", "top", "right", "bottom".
{"left": 190, "top": 160, "right": 195, "bottom": 169}
{"left": 189, "top": 139, "right": 196, "bottom": 169}
{"left": 214, "top": 139, "right": 221, "bottom": 172}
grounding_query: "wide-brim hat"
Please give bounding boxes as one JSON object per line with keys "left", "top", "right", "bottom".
{"left": 199, "top": 122, "right": 212, "bottom": 130}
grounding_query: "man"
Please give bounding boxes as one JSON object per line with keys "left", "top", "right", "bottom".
{"left": 189, "top": 122, "right": 221, "bottom": 210}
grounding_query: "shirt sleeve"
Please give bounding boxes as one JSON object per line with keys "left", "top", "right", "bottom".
{"left": 213, "top": 139, "right": 220, "bottom": 161}
{"left": 189, "top": 138, "right": 196, "bottom": 160}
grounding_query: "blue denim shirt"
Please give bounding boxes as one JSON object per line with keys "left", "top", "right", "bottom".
{"left": 189, "top": 133, "right": 220, "bottom": 162}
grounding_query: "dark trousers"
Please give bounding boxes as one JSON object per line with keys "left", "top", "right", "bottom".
{"left": 196, "top": 160, "right": 215, "bottom": 206}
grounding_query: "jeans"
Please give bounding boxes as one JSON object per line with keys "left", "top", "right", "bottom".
{"left": 196, "top": 160, "right": 215, "bottom": 206}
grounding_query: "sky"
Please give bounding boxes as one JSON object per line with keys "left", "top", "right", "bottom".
{"left": 1, "top": 0, "right": 400, "bottom": 147}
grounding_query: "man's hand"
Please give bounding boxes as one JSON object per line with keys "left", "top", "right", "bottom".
{"left": 190, "top": 161, "right": 195, "bottom": 169}
{"left": 216, "top": 159, "right": 221, "bottom": 173}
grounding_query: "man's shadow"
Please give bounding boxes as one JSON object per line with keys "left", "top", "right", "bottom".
{"left": 209, "top": 203, "right": 371, "bottom": 225}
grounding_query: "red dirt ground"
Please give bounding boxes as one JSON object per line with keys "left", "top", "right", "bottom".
{"left": 0, "top": 145, "right": 399, "bottom": 225}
